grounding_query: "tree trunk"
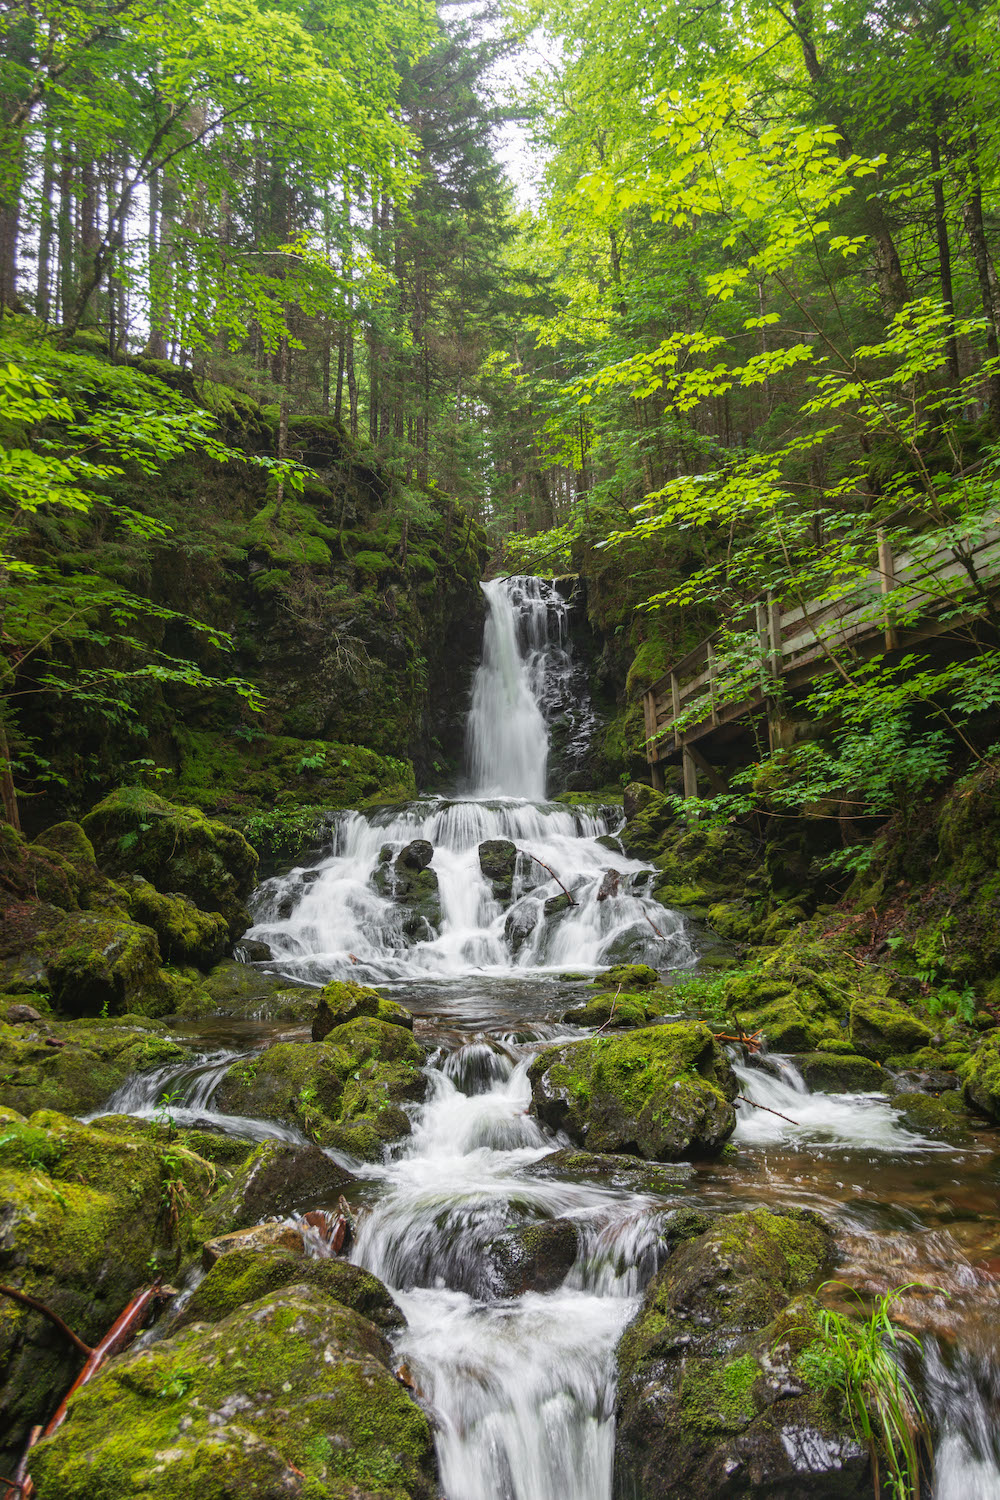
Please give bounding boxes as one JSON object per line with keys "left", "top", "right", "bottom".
{"left": 960, "top": 140, "right": 1000, "bottom": 426}
{"left": 929, "top": 131, "right": 960, "bottom": 384}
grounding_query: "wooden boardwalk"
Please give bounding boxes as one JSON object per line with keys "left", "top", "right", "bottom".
{"left": 641, "top": 524, "right": 1000, "bottom": 796}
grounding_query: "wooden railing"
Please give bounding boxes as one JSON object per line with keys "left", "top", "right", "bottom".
{"left": 641, "top": 523, "right": 1000, "bottom": 794}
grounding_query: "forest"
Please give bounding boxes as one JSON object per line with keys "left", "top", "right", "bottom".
{"left": 2, "top": 1, "right": 1000, "bottom": 1499}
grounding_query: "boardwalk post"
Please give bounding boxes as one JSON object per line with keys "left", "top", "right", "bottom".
{"left": 682, "top": 745, "right": 698, "bottom": 799}
{"left": 877, "top": 527, "right": 899, "bottom": 651}
{"left": 670, "top": 672, "right": 682, "bottom": 750}
{"left": 707, "top": 642, "right": 719, "bottom": 726}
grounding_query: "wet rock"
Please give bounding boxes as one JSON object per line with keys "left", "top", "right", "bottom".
{"left": 797, "top": 1051, "right": 884, "bottom": 1093}
{"left": 544, "top": 892, "right": 573, "bottom": 918}
{"left": 623, "top": 781, "right": 661, "bottom": 823}
{"left": 0, "top": 1014, "right": 186, "bottom": 1116}
{"left": 181, "top": 1245, "right": 404, "bottom": 1333}
{"left": 594, "top": 963, "right": 659, "bottom": 991}
{"left": 397, "top": 838, "right": 434, "bottom": 871}
{"left": 505, "top": 902, "right": 538, "bottom": 955}
{"left": 81, "top": 789, "right": 259, "bottom": 938}
{"left": 5, "top": 1003, "right": 44, "bottom": 1023}
{"left": 311, "top": 979, "right": 413, "bottom": 1040}
{"left": 213, "top": 1018, "right": 427, "bottom": 1162}
{"left": 485, "top": 1216, "right": 579, "bottom": 1296}
{"left": 597, "top": 868, "right": 621, "bottom": 902}
{"left": 962, "top": 1029, "right": 1000, "bottom": 1122}
{"left": 892, "top": 1089, "right": 971, "bottom": 1140}
{"left": 850, "top": 994, "right": 933, "bottom": 1061}
{"left": 232, "top": 938, "right": 274, "bottom": 963}
{"left": 202, "top": 1220, "right": 306, "bottom": 1268}
{"left": 195, "top": 1140, "right": 358, "bottom": 1236}
{"left": 596, "top": 833, "right": 625, "bottom": 855}
{"left": 527, "top": 1148, "right": 694, "bottom": 1194}
{"left": 528, "top": 1022, "right": 737, "bottom": 1161}
{"left": 0, "top": 1109, "right": 217, "bottom": 1460}
{"left": 375, "top": 854, "right": 442, "bottom": 933}
{"left": 615, "top": 1207, "right": 869, "bottom": 1500}
{"left": 29, "top": 1285, "right": 438, "bottom": 1500}
{"left": 122, "top": 875, "right": 229, "bottom": 969}
{"left": 561, "top": 990, "right": 663, "bottom": 1030}
{"left": 479, "top": 838, "right": 517, "bottom": 902}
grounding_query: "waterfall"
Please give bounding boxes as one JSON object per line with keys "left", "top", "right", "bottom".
{"left": 465, "top": 577, "right": 554, "bottom": 800}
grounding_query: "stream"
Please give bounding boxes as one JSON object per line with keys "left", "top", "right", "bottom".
{"left": 93, "top": 576, "right": 1000, "bottom": 1499}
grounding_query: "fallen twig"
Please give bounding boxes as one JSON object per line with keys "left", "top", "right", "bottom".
{"left": 0, "top": 1285, "right": 93, "bottom": 1358}
{"left": 519, "top": 850, "right": 577, "bottom": 905}
{"left": 736, "top": 1093, "right": 799, "bottom": 1125}
{"left": 593, "top": 984, "right": 624, "bottom": 1035}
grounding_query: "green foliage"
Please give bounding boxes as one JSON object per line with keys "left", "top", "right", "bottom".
{"left": 797, "top": 1284, "right": 931, "bottom": 1499}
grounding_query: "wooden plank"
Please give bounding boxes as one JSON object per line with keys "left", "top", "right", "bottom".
{"left": 670, "top": 672, "right": 682, "bottom": 750}
{"left": 682, "top": 745, "right": 699, "bottom": 799}
{"left": 688, "top": 744, "right": 728, "bottom": 793}
{"left": 642, "top": 689, "right": 659, "bottom": 765}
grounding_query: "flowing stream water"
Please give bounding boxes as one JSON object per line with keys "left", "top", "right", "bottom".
{"left": 95, "top": 575, "right": 1000, "bottom": 1499}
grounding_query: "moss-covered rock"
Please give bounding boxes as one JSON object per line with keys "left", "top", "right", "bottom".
{"left": 484, "top": 1217, "right": 579, "bottom": 1297}
{"left": 28, "top": 1285, "right": 438, "bottom": 1500}
{"left": 615, "top": 1208, "right": 868, "bottom": 1499}
{"left": 81, "top": 789, "right": 258, "bottom": 938}
{"left": 373, "top": 851, "right": 442, "bottom": 938}
{"left": 892, "top": 1088, "right": 971, "bottom": 1139}
{"left": 479, "top": 838, "right": 517, "bottom": 902}
{"left": 797, "top": 1051, "right": 885, "bottom": 1093}
{"left": 194, "top": 1140, "right": 357, "bottom": 1239}
{"left": 122, "top": 876, "right": 229, "bottom": 969}
{"left": 201, "top": 959, "right": 318, "bottom": 1021}
{"left": 594, "top": 962, "right": 660, "bottom": 990}
{"left": 849, "top": 994, "right": 934, "bottom": 1062}
{"left": 181, "top": 1245, "right": 404, "bottom": 1334}
{"left": 213, "top": 1018, "right": 427, "bottom": 1162}
{"left": 561, "top": 989, "right": 669, "bottom": 1029}
{"left": 0, "top": 823, "right": 80, "bottom": 912}
{"left": 311, "top": 979, "right": 413, "bottom": 1040}
{"left": 963, "top": 1030, "right": 1000, "bottom": 1122}
{"left": 0, "top": 1014, "right": 186, "bottom": 1116}
{"left": 528, "top": 1022, "right": 737, "bottom": 1161}
{"left": 0, "top": 1110, "right": 217, "bottom": 1461}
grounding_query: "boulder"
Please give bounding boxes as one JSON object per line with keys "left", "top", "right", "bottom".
{"left": 479, "top": 838, "right": 517, "bottom": 902}
{"left": 561, "top": 990, "right": 663, "bottom": 1030}
{"left": 81, "top": 789, "right": 259, "bottom": 938}
{"left": 194, "top": 1140, "right": 358, "bottom": 1237}
{"left": 963, "top": 1030, "right": 1000, "bottom": 1122}
{"left": 850, "top": 994, "right": 934, "bottom": 1062}
{"left": 213, "top": 1018, "right": 427, "bottom": 1162}
{"left": 528, "top": 1022, "right": 737, "bottom": 1161}
{"left": 593, "top": 963, "right": 659, "bottom": 990}
{"left": 28, "top": 1285, "right": 438, "bottom": 1500}
{"left": 615, "top": 1207, "right": 869, "bottom": 1499}
{"left": 0, "top": 1014, "right": 186, "bottom": 1117}
{"left": 311, "top": 978, "right": 412, "bottom": 1040}
{"left": 202, "top": 1220, "right": 305, "bottom": 1268}
{"left": 797, "top": 1051, "right": 884, "bottom": 1093}
{"left": 505, "top": 902, "right": 538, "bottom": 955}
{"left": 526, "top": 1148, "right": 693, "bottom": 1195}
{"left": 122, "top": 876, "right": 229, "bottom": 969}
{"left": 202, "top": 959, "right": 318, "bottom": 1021}
{"left": 373, "top": 850, "right": 441, "bottom": 935}
{"left": 484, "top": 1217, "right": 579, "bottom": 1297}
{"left": 180, "top": 1245, "right": 404, "bottom": 1333}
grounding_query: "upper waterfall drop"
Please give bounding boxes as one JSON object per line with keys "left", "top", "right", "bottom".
{"left": 465, "top": 576, "right": 565, "bottom": 801}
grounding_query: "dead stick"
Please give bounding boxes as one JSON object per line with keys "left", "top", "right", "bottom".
{"left": 736, "top": 1093, "right": 799, "bottom": 1126}
{"left": 519, "top": 850, "right": 577, "bottom": 905}
{"left": 593, "top": 984, "right": 624, "bottom": 1035}
{"left": 0, "top": 1285, "right": 93, "bottom": 1358}
{"left": 643, "top": 910, "right": 668, "bottom": 941}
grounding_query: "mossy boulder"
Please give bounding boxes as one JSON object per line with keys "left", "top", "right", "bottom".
{"left": 0, "top": 1014, "right": 186, "bottom": 1116}
{"left": 615, "top": 1208, "right": 868, "bottom": 1499}
{"left": 963, "top": 1030, "right": 1000, "bottom": 1122}
{"left": 595, "top": 962, "right": 660, "bottom": 990}
{"left": 561, "top": 990, "right": 666, "bottom": 1030}
{"left": 849, "top": 994, "right": 934, "bottom": 1062}
{"left": 797, "top": 1051, "right": 885, "bottom": 1093}
{"left": 484, "top": 1217, "right": 579, "bottom": 1297}
{"left": 723, "top": 935, "right": 874, "bottom": 1052}
{"left": 194, "top": 1140, "right": 357, "bottom": 1239}
{"left": 528, "top": 1022, "right": 737, "bottom": 1161}
{"left": 373, "top": 850, "right": 442, "bottom": 937}
{"left": 213, "top": 1018, "right": 426, "bottom": 1162}
{"left": 44, "top": 910, "right": 165, "bottom": 1016}
{"left": 0, "top": 1110, "right": 217, "bottom": 1461}
{"left": 479, "top": 838, "right": 517, "bottom": 902}
{"left": 311, "top": 979, "right": 413, "bottom": 1040}
{"left": 28, "top": 1285, "right": 438, "bottom": 1500}
{"left": 892, "top": 1089, "right": 971, "bottom": 1140}
{"left": 122, "top": 876, "right": 229, "bottom": 969}
{"left": 81, "top": 789, "right": 259, "bottom": 938}
{"left": 0, "top": 823, "right": 80, "bottom": 912}
{"left": 181, "top": 1245, "right": 404, "bottom": 1334}
{"left": 202, "top": 959, "right": 318, "bottom": 1021}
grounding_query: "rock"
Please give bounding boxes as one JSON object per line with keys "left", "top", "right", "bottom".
{"left": 527, "top": 1148, "right": 694, "bottom": 1195}
{"left": 0, "top": 1014, "right": 186, "bottom": 1116}
{"left": 28, "top": 1285, "right": 438, "bottom": 1500}
{"left": 892, "top": 1089, "right": 971, "bottom": 1140}
{"left": 963, "top": 1030, "right": 1000, "bottom": 1122}
{"left": 5, "top": 1003, "right": 44, "bottom": 1023}
{"left": 505, "top": 902, "right": 538, "bottom": 954}
{"left": 374, "top": 853, "right": 442, "bottom": 933}
{"left": 81, "top": 789, "right": 259, "bottom": 938}
{"left": 597, "top": 868, "right": 621, "bottom": 901}
{"left": 213, "top": 1018, "right": 427, "bottom": 1162}
{"left": 623, "top": 781, "right": 660, "bottom": 822}
{"left": 594, "top": 962, "right": 659, "bottom": 990}
{"left": 544, "top": 892, "right": 573, "bottom": 917}
{"left": 479, "top": 838, "right": 517, "bottom": 901}
{"left": 615, "top": 1207, "right": 868, "bottom": 1500}
{"left": 485, "top": 1217, "right": 579, "bottom": 1296}
{"left": 202, "top": 1220, "right": 306, "bottom": 1268}
{"left": 311, "top": 979, "right": 412, "bottom": 1040}
{"left": 0, "top": 1109, "right": 216, "bottom": 1458}
{"left": 202, "top": 959, "right": 318, "bottom": 1021}
{"left": 561, "top": 990, "right": 662, "bottom": 1029}
{"left": 797, "top": 1051, "right": 885, "bottom": 1093}
{"left": 850, "top": 994, "right": 934, "bottom": 1061}
{"left": 595, "top": 833, "right": 625, "bottom": 855}
{"left": 195, "top": 1140, "right": 358, "bottom": 1237}
{"left": 397, "top": 837, "right": 434, "bottom": 871}
{"left": 233, "top": 938, "right": 273, "bottom": 961}
{"left": 528, "top": 1022, "right": 737, "bottom": 1160}
{"left": 181, "top": 1245, "right": 404, "bottom": 1333}
{"left": 43, "top": 910, "right": 164, "bottom": 1016}
{"left": 122, "top": 876, "right": 229, "bottom": 969}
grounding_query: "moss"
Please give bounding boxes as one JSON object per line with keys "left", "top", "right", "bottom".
{"left": 529, "top": 1021, "right": 737, "bottom": 1160}
{"left": 850, "top": 994, "right": 934, "bottom": 1061}
{"left": 28, "top": 1286, "right": 437, "bottom": 1500}
{"left": 0, "top": 1014, "right": 186, "bottom": 1116}
{"left": 594, "top": 962, "right": 660, "bottom": 990}
{"left": 561, "top": 991, "right": 662, "bottom": 1029}
{"left": 122, "top": 878, "right": 228, "bottom": 970}
{"left": 181, "top": 1246, "right": 404, "bottom": 1333}
{"left": 963, "top": 1029, "right": 1000, "bottom": 1121}
{"left": 797, "top": 1051, "right": 884, "bottom": 1093}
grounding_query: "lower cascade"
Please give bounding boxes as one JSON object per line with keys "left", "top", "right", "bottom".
{"left": 38, "top": 573, "right": 1000, "bottom": 1500}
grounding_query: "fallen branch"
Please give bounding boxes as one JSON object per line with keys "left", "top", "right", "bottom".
{"left": 6, "top": 1279, "right": 170, "bottom": 1500}
{"left": 519, "top": 850, "right": 577, "bottom": 905}
{"left": 593, "top": 984, "right": 624, "bottom": 1035}
{"left": 0, "top": 1285, "right": 93, "bottom": 1358}
{"left": 643, "top": 910, "right": 668, "bottom": 941}
{"left": 735, "top": 1093, "right": 799, "bottom": 1125}
{"left": 713, "top": 1030, "right": 763, "bottom": 1054}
